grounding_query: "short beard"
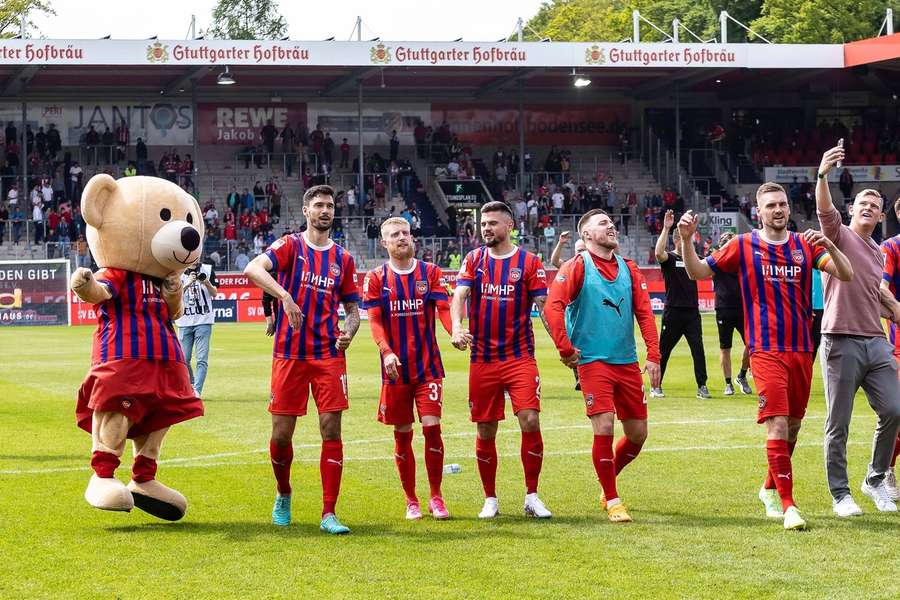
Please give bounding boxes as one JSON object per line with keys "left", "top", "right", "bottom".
{"left": 311, "top": 221, "right": 332, "bottom": 232}
{"left": 763, "top": 219, "right": 786, "bottom": 232}
{"left": 485, "top": 237, "right": 501, "bottom": 247}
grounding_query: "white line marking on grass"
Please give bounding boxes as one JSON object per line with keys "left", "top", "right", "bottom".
{"left": 0, "top": 434, "right": 856, "bottom": 476}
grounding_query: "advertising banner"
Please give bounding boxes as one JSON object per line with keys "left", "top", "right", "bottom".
{"left": 0, "top": 40, "right": 843, "bottom": 69}
{"left": 431, "top": 103, "right": 629, "bottom": 146}
{"left": 0, "top": 259, "right": 70, "bottom": 326}
{"left": 0, "top": 101, "right": 193, "bottom": 146}
{"left": 197, "top": 102, "right": 307, "bottom": 145}
{"left": 764, "top": 164, "right": 900, "bottom": 183}
{"left": 306, "top": 102, "right": 431, "bottom": 146}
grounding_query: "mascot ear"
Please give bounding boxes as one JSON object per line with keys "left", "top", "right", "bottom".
{"left": 81, "top": 174, "right": 118, "bottom": 228}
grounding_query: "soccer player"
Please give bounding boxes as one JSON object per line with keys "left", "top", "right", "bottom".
{"left": 244, "top": 185, "right": 360, "bottom": 535}
{"left": 450, "top": 201, "right": 553, "bottom": 519}
{"left": 710, "top": 232, "right": 752, "bottom": 396}
{"left": 881, "top": 196, "right": 900, "bottom": 501}
{"left": 816, "top": 145, "right": 900, "bottom": 515}
{"left": 653, "top": 209, "right": 708, "bottom": 399}
{"left": 363, "top": 217, "right": 452, "bottom": 520}
{"left": 678, "top": 182, "right": 853, "bottom": 530}
{"left": 545, "top": 209, "right": 661, "bottom": 523}
{"left": 549, "top": 229, "right": 585, "bottom": 391}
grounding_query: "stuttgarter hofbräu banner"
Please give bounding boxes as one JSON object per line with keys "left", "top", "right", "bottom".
{"left": 0, "top": 39, "right": 843, "bottom": 69}
{"left": 1, "top": 259, "right": 70, "bottom": 326}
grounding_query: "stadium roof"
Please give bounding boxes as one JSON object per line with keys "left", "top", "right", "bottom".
{"left": 0, "top": 35, "right": 898, "bottom": 101}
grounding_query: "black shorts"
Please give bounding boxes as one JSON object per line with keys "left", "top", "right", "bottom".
{"left": 716, "top": 308, "right": 745, "bottom": 350}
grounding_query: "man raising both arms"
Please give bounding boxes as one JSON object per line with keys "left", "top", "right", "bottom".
{"left": 244, "top": 185, "right": 360, "bottom": 535}
{"left": 451, "top": 201, "right": 553, "bottom": 520}
{"left": 363, "top": 217, "right": 453, "bottom": 521}
{"left": 678, "top": 182, "right": 853, "bottom": 530}
{"left": 545, "top": 210, "right": 661, "bottom": 523}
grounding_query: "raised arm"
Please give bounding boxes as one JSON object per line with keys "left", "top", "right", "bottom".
{"left": 655, "top": 209, "right": 674, "bottom": 263}
{"left": 815, "top": 145, "right": 845, "bottom": 239}
{"left": 676, "top": 210, "right": 714, "bottom": 280}
{"left": 549, "top": 230, "right": 571, "bottom": 269}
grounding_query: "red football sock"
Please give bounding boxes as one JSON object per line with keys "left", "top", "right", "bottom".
{"left": 521, "top": 430, "right": 543, "bottom": 494}
{"left": 269, "top": 440, "right": 293, "bottom": 496}
{"left": 320, "top": 440, "right": 343, "bottom": 517}
{"left": 422, "top": 424, "right": 444, "bottom": 498}
{"left": 91, "top": 450, "right": 119, "bottom": 478}
{"left": 131, "top": 455, "right": 157, "bottom": 483}
{"left": 394, "top": 430, "right": 417, "bottom": 503}
{"left": 475, "top": 436, "right": 498, "bottom": 498}
{"left": 613, "top": 437, "right": 643, "bottom": 475}
{"left": 592, "top": 435, "right": 618, "bottom": 502}
{"left": 766, "top": 439, "right": 795, "bottom": 510}
{"left": 892, "top": 434, "right": 900, "bottom": 468}
{"left": 764, "top": 439, "right": 796, "bottom": 490}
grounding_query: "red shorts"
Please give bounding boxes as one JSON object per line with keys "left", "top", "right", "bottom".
{"left": 270, "top": 357, "right": 349, "bottom": 417}
{"left": 76, "top": 358, "right": 203, "bottom": 438}
{"left": 378, "top": 379, "right": 443, "bottom": 425}
{"left": 468, "top": 357, "right": 541, "bottom": 423}
{"left": 750, "top": 351, "right": 813, "bottom": 424}
{"left": 577, "top": 361, "right": 648, "bottom": 421}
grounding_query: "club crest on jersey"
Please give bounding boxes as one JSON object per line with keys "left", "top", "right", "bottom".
{"left": 585, "top": 393, "right": 594, "bottom": 408}
{"left": 792, "top": 250, "right": 804, "bottom": 264}
{"left": 509, "top": 268, "right": 522, "bottom": 282}
{"left": 758, "top": 394, "right": 767, "bottom": 409}
{"left": 330, "top": 263, "right": 341, "bottom": 277}
{"left": 415, "top": 280, "right": 428, "bottom": 295}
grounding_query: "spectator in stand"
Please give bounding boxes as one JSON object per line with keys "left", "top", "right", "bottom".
{"left": 281, "top": 123, "right": 296, "bottom": 176}
{"left": 34, "top": 126, "right": 46, "bottom": 158}
{"left": 346, "top": 185, "right": 357, "bottom": 216}
{"left": 5, "top": 121, "right": 17, "bottom": 147}
{"left": 84, "top": 125, "right": 99, "bottom": 165}
{"left": 68, "top": 162, "right": 83, "bottom": 202}
{"left": 180, "top": 154, "right": 195, "bottom": 193}
{"left": 6, "top": 139, "right": 19, "bottom": 171}
{"left": 447, "top": 157, "right": 460, "bottom": 177}
{"left": 261, "top": 119, "right": 277, "bottom": 155}
{"left": 204, "top": 204, "right": 219, "bottom": 229}
{"left": 226, "top": 186, "right": 239, "bottom": 217}
{"left": 135, "top": 137, "right": 147, "bottom": 172}
{"left": 32, "top": 198, "right": 43, "bottom": 243}
{"left": 123, "top": 162, "right": 137, "bottom": 177}
{"left": 240, "top": 187, "right": 254, "bottom": 215}
{"left": 75, "top": 234, "right": 90, "bottom": 268}
{"left": 323, "top": 132, "right": 335, "bottom": 166}
{"left": 254, "top": 143, "right": 266, "bottom": 168}
{"left": 551, "top": 188, "right": 564, "bottom": 223}
{"left": 0, "top": 202, "right": 7, "bottom": 244}
{"left": 526, "top": 194, "right": 539, "bottom": 234}
{"left": 115, "top": 122, "right": 129, "bottom": 164}
{"left": 239, "top": 208, "right": 252, "bottom": 242}
{"left": 340, "top": 138, "right": 350, "bottom": 169}
{"left": 414, "top": 120, "right": 427, "bottom": 159}
{"left": 839, "top": 168, "right": 854, "bottom": 203}
{"left": 223, "top": 219, "right": 236, "bottom": 242}
{"left": 234, "top": 242, "right": 250, "bottom": 271}
{"left": 40, "top": 179, "right": 53, "bottom": 208}
{"left": 252, "top": 180, "right": 265, "bottom": 209}
{"left": 100, "top": 127, "right": 114, "bottom": 164}
{"left": 389, "top": 129, "right": 399, "bottom": 162}
{"left": 253, "top": 231, "right": 266, "bottom": 256}
{"left": 10, "top": 203, "right": 23, "bottom": 242}
{"left": 366, "top": 217, "right": 379, "bottom": 258}
{"left": 266, "top": 177, "right": 281, "bottom": 219}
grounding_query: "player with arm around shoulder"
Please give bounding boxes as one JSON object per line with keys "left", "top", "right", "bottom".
{"left": 678, "top": 181, "right": 852, "bottom": 530}
{"left": 364, "top": 217, "right": 454, "bottom": 521}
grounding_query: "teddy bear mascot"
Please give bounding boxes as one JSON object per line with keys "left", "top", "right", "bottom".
{"left": 71, "top": 174, "right": 205, "bottom": 521}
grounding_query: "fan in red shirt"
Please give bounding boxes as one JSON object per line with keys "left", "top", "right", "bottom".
{"left": 678, "top": 182, "right": 853, "bottom": 531}
{"left": 450, "top": 201, "right": 553, "bottom": 520}
{"left": 364, "top": 217, "right": 453, "bottom": 521}
{"left": 545, "top": 209, "right": 660, "bottom": 523}
{"left": 244, "top": 185, "right": 360, "bottom": 535}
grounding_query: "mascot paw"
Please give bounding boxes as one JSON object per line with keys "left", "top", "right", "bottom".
{"left": 85, "top": 474, "right": 134, "bottom": 512}
{"left": 127, "top": 479, "right": 187, "bottom": 521}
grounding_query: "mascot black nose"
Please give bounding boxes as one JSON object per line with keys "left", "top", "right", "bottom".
{"left": 180, "top": 227, "right": 200, "bottom": 252}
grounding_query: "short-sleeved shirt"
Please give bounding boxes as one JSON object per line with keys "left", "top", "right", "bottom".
{"left": 265, "top": 232, "right": 359, "bottom": 360}
{"left": 92, "top": 267, "right": 184, "bottom": 365}
{"left": 659, "top": 252, "right": 699, "bottom": 309}
{"left": 705, "top": 230, "right": 831, "bottom": 353}
{"left": 713, "top": 270, "right": 742, "bottom": 311}
{"left": 363, "top": 260, "right": 449, "bottom": 384}
{"left": 457, "top": 246, "right": 547, "bottom": 363}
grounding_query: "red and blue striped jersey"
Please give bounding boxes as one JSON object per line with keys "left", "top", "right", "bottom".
{"left": 363, "top": 260, "right": 449, "bottom": 384}
{"left": 705, "top": 230, "right": 831, "bottom": 353}
{"left": 92, "top": 268, "right": 184, "bottom": 365}
{"left": 457, "top": 246, "right": 547, "bottom": 363}
{"left": 265, "top": 232, "right": 359, "bottom": 360}
{"left": 881, "top": 235, "right": 900, "bottom": 353}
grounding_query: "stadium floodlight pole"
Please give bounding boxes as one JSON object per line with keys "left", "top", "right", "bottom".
{"left": 191, "top": 82, "right": 199, "bottom": 197}
{"left": 517, "top": 17, "right": 525, "bottom": 195}
{"left": 720, "top": 11, "right": 728, "bottom": 44}
{"left": 633, "top": 10, "right": 640, "bottom": 43}
{"left": 357, "top": 16, "right": 364, "bottom": 207}
{"left": 20, "top": 101, "right": 27, "bottom": 204}
{"left": 673, "top": 19, "right": 679, "bottom": 44}
{"left": 675, "top": 82, "right": 681, "bottom": 197}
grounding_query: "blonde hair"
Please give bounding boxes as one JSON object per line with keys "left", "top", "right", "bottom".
{"left": 380, "top": 217, "right": 410, "bottom": 238}
{"left": 855, "top": 188, "right": 882, "bottom": 206}
{"left": 755, "top": 181, "right": 786, "bottom": 202}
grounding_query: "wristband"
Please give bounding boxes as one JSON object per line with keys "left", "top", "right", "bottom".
{"left": 817, "top": 172, "right": 827, "bottom": 179}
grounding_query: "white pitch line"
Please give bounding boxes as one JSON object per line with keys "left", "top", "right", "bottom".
{"left": 0, "top": 434, "right": 860, "bottom": 476}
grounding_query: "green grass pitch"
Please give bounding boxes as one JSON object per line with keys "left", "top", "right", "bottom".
{"left": 2, "top": 318, "right": 900, "bottom": 599}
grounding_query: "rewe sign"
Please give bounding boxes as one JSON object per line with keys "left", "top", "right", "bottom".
{"left": 197, "top": 102, "right": 306, "bottom": 145}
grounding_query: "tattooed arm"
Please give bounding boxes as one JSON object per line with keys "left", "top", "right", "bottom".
{"left": 337, "top": 301, "right": 360, "bottom": 351}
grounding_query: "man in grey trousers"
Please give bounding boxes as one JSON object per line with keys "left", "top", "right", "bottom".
{"left": 816, "top": 144, "right": 900, "bottom": 516}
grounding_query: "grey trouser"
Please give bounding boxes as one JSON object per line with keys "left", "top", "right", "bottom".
{"left": 821, "top": 334, "right": 900, "bottom": 500}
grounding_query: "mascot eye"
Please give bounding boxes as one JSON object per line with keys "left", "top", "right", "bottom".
{"left": 186, "top": 213, "right": 194, "bottom": 224}
{"left": 159, "top": 208, "right": 171, "bottom": 221}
